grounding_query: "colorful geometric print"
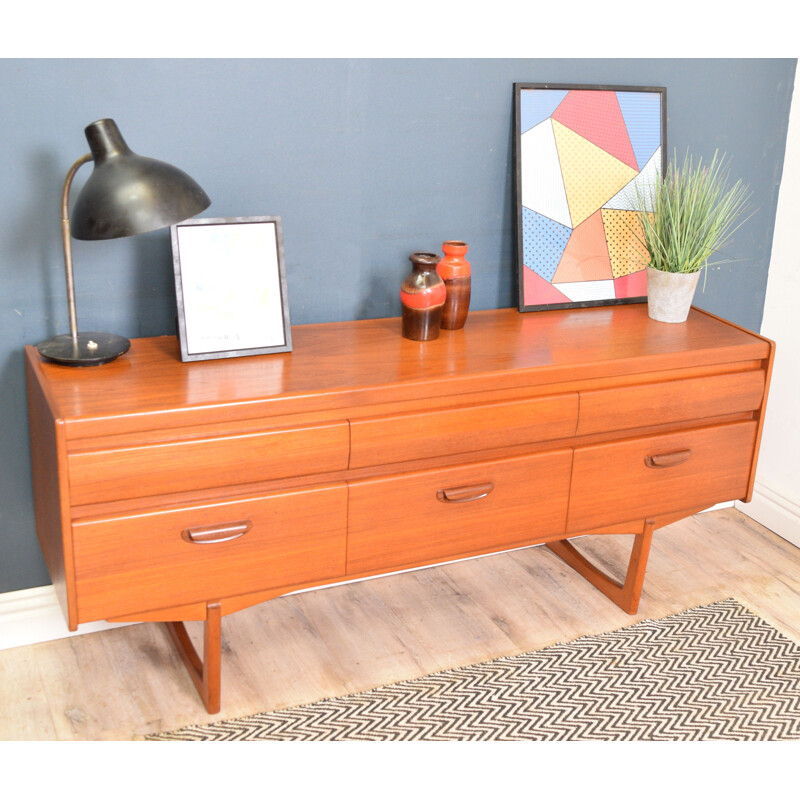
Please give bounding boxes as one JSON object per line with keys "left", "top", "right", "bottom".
{"left": 520, "top": 88, "right": 569, "bottom": 135}
{"left": 617, "top": 91, "right": 663, "bottom": 172}
{"left": 551, "top": 211, "right": 612, "bottom": 284}
{"left": 552, "top": 118, "right": 638, "bottom": 228}
{"left": 613, "top": 268, "right": 648, "bottom": 299}
{"left": 521, "top": 207, "right": 571, "bottom": 283}
{"left": 601, "top": 209, "right": 651, "bottom": 279}
{"left": 519, "top": 87, "right": 663, "bottom": 309}
{"left": 523, "top": 267, "right": 572, "bottom": 306}
{"left": 552, "top": 90, "right": 639, "bottom": 171}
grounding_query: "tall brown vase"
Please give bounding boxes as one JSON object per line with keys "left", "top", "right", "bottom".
{"left": 437, "top": 240, "right": 471, "bottom": 330}
{"left": 400, "top": 252, "right": 446, "bottom": 341}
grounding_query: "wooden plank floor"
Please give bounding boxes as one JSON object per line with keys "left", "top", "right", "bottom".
{"left": 2, "top": 508, "right": 799, "bottom": 741}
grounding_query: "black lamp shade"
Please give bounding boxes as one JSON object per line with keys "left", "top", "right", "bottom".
{"left": 70, "top": 119, "right": 211, "bottom": 240}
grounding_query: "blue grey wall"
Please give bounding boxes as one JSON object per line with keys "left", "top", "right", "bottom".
{"left": 1, "top": 58, "right": 795, "bottom": 595}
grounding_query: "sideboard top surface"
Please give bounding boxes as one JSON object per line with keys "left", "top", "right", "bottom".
{"left": 27, "top": 305, "right": 770, "bottom": 433}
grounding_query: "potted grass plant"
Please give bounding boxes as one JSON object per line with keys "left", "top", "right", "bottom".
{"left": 635, "top": 150, "right": 751, "bottom": 323}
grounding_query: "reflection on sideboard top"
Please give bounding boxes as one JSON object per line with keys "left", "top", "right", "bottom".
{"left": 26, "top": 305, "right": 770, "bottom": 439}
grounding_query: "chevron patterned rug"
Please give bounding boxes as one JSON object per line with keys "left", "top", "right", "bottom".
{"left": 148, "top": 599, "right": 800, "bottom": 741}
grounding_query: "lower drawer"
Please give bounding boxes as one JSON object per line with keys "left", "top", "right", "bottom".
{"left": 567, "top": 420, "right": 758, "bottom": 533}
{"left": 72, "top": 484, "right": 348, "bottom": 622}
{"left": 346, "top": 450, "right": 573, "bottom": 575}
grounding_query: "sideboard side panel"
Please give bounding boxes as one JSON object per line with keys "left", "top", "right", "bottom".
{"left": 25, "top": 350, "right": 76, "bottom": 628}
{"left": 744, "top": 342, "right": 777, "bottom": 503}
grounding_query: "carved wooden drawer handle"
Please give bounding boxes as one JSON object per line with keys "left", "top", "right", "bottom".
{"left": 644, "top": 449, "right": 693, "bottom": 469}
{"left": 436, "top": 482, "right": 495, "bottom": 503}
{"left": 181, "top": 520, "right": 252, "bottom": 544}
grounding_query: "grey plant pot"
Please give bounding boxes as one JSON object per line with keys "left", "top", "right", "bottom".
{"left": 646, "top": 266, "right": 701, "bottom": 323}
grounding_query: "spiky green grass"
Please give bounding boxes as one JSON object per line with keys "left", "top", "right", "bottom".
{"left": 635, "top": 151, "right": 751, "bottom": 274}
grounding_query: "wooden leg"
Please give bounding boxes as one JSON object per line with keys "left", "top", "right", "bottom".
{"left": 165, "top": 601, "right": 222, "bottom": 714}
{"left": 546, "top": 518, "right": 655, "bottom": 615}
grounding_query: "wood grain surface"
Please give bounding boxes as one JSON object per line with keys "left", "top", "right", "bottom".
{"left": 23, "top": 305, "right": 775, "bottom": 713}
{"left": 567, "top": 421, "right": 758, "bottom": 532}
{"left": 576, "top": 369, "right": 766, "bottom": 436}
{"left": 25, "top": 305, "right": 772, "bottom": 440}
{"left": 1, "top": 508, "right": 797, "bottom": 740}
{"left": 347, "top": 450, "right": 573, "bottom": 573}
{"left": 68, "top": 420, "right": 349, "bottom": 505}
{"left": 349, "top": 393, "right": 578, "bottom": 468}
{"left": 72, "top": 484, "right": 348, "bottom": 622}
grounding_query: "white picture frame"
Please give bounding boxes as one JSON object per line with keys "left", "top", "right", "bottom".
{"left": 170, "top": 216, "right": 292, "bottom": 361}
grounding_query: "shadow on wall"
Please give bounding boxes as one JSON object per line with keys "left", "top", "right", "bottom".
{"left": 356, "top": 271, "right": 402, "bottom": 321}
{"left": 132, "top": 230, "right": 182, "bottom": 339}
{"left": 9, "top": 150, "right": 64, "bottom": 340}
{"left": 0, "top": 348, "right": 50, "bottom": 592}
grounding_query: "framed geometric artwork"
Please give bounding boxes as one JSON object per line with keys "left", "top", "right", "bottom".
{"left": 514, "top": 83, "right": 666, "bottom": 311}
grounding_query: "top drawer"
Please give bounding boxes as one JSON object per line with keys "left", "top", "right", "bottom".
{"left": 68, "top": 421, "right": 349, "bottom": 505}
{"left": 349, "top": 394, "right": 579, "bottom": 469}
{"left": 576, "top": 370, "right": 765, "bottom": 436}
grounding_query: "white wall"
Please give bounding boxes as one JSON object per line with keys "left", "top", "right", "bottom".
{"left": 737, "top": 76, "right": 800, "bottom": 547}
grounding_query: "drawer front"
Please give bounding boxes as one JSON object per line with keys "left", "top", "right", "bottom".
{"left": 68, "top": 421, "right": 349, "bottom": 505}
{"left": 72, "top": 484, "right": 348, "bottom": 622}
{"left": 567, "top": 421, "right": 758, "bottom": 533}
{"left": 349, "top": 394, "right": 578, "bottom": 469}
{"left": 576, "top": 370, "right": 765, "bottom": 436}
{"left": 347, "top": 450, "right": 573, "bottom": 574}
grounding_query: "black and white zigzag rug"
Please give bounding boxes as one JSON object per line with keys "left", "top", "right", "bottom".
{"left": 148, "top": 599, "right": 800, "bottom": 741}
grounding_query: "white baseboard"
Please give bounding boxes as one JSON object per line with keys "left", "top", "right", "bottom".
{"left": 701, "top": 501, "right": 734, "bottom": 512}
{"left": 736, "top": 479, "right": 800, "bottom": 550}
{"left": 0, "top": 585, "right": 133, "bottom": 652}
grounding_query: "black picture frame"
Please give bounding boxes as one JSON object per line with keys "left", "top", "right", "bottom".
{"left": 514, "top": 83, "right": 667, "bottom": 312}
{"left": 170, "top": 216, "right": 292, "bottom": 362}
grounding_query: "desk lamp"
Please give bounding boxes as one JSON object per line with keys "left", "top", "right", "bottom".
{"left": 37, "top": 118, "right": 211, "bottom": 365}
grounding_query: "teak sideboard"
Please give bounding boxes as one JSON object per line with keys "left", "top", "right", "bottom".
{"left": 26, "top": 305, "right": 774, "bottom": 713}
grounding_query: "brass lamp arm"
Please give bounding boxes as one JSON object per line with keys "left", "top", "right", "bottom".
{"left": 61, "top": 153, "right": 93, "bottom": 341}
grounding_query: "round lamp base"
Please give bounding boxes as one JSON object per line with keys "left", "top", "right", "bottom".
{"left": 37, "top": 332, "right": 131, "bottom": 366}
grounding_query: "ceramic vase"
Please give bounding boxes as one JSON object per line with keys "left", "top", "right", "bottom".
{"left": 436, "top": 240, "right": 471, "bottom": 330}
{"left": 400, "top": 252, "right": 446, "bottom": 341}
{"left": 646, "top": 265, "right": 701, "bottom": 323}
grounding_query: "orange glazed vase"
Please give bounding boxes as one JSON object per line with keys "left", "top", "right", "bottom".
{"left": 400, "top": 252, "right": 446, "bottom": 341}
{"left": 436, "top": 240, "right": 471, "bottom": 330}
